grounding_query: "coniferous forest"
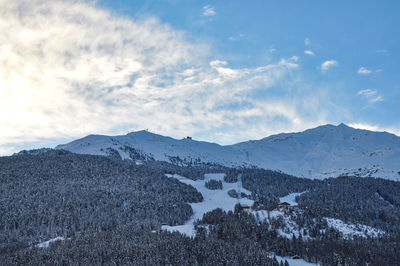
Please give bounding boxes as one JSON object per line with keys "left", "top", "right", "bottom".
{"left": 1, "top": 149, "right": 400, "bottom": 265}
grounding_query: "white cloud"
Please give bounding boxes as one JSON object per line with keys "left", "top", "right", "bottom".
{"left": 1, "top": 0, "right": 325, "bottom": 155}
{"left": 357, "top": 89, "right": 377, "bottom": 97}
{"left": 304, "top": 50, "right": 315, "bottom": 56}
{"left": 370, "top": 95, "right": 383, "bottom": 103}
{"left": 228, "top": 33, "right": 244, "bottom": 41}
{"left": 202, "top": 5, "right": 216, "bottom": 17}
{"left": 321, "top": 60, "right": 338, "bottom": 71}
{"left": 304, "top": 37, "right": 311, "bottom": 46}
{"left": 349, "top": 123, "right": 400, "bottom": 136}
{"left": 357, "top": 67, "right": 372, "bottom": 75}
{"left": 357, "top": 89, "right": 383, "bottom": 103}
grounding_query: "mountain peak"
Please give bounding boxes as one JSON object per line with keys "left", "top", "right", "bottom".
{"left": 56, "top": 124, "right": 400, "bottom": 181}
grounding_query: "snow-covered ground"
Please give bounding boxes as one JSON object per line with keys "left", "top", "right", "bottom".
{"left": 36, "top": 237, "right": 66, "bottom": 248}
{"left": 325, "top": 218, "right": 385, "bottom": 239}
{"left": 254, "top": 193, "right": 386, "bottom": 240}
{"left": 163, "top": 176, "right": 312, "bottom": 241}
{"left": 253, "top": 209, "right": 311, "bottom": 240}
{"left": 273, "top": 255, "right": 318, "bottom": 266}
{"left": 279, "top": 192, "right": 307, "bottom": 206}
{"left": 162, "top": 173, "right": 253, "bottom": 237}
{"left": 56, "top": 124, "right": 400, "bottom": 181}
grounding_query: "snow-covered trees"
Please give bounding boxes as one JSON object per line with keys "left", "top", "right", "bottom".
{"left": 1, "top": 149, "right": 400, "bottom": 264}
{"left": 205, "top": 179, "right": 223, "bottom": 190}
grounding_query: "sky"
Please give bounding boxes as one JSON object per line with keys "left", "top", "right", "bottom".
{"left": 0, "top": 0, "right": 399, "bottom": 155}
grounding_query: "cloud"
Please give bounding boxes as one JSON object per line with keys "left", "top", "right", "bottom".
{"left": 357, "top": 67, "right": 372, "bottom": 75}
{"left": 321, "top": 60, "right": 338, "bottom": 71}
{"left": 357, "top": 89, "right": 376, "bottom": 97}
{"left": 304, "top": 50, "right": 315, "bottom": 56}
{"left": 376, "top": 49, "right": 388, "bottom": 54}
{"left": 370, "top": 95, "right": 384, "bottom": 103}
{"left": 228, "top": 33, "right": 244, "bottom": 41}
{"left": 349, "top": 123, "right": 400, "bottom": 137}
{"left": 202, "top": 5, "right": 216, "bottom": 17}
{"left": 2, "top": 0, "right": 332, "bottom": 155}
{"left": 357, "top": 89, "right": 383, "bottom": 103}
{"left": 267, "top": 46, "right": 277, "bottom": 53}
{"left": 304, "top": 37, "right": 311, "bottom": 46}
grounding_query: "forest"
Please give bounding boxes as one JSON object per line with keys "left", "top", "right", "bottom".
{"left": 1, "top": 149, "right": 399, "bottom": 265}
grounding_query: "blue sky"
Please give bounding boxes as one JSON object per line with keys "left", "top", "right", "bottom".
{"left": 100, "top": 0, "right": 399, "bottom": 120}
{"left": 0, "top": 0, "right": 399, "bottom": 155}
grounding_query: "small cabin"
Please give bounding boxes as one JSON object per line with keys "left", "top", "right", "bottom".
{"left": 277, "top": 202, "right": 291, "bottom": 210}
{"left": 292, "top": 255, "right": 300, "bottom": 259}
{"left": 240, "top": 204, "right": 252, "bottom": 212}
{"left": 183, "top": 136, "right": 192, "bottom": 140}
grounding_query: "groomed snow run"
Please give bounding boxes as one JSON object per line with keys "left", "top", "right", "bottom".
{"left": 162, "top": 173, "right": 253, "bottom": 237}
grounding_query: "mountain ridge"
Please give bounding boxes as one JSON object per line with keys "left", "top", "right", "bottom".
{"left": 56, "top": 124, "right": 400, "bottom": 180}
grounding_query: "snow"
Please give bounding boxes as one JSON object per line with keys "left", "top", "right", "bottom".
{"left": 56, "top": 124, "right": 400, "bottom": 181}
{"left": 36, "top": 237, "right": 66, "bottom": 248}
{"left": 325, "top": 217, "right": 385, "bottom": 239}
{"left": 253, "top": 209, "right": 311, "bottom": 240}
{"left": 162, "top": 173, "right": 253, "bottom": 237}
{"left": 230, "top": 123, "right": 400, "bottom": 180}
{"left": 279, "top": 192, "right": 306, "bottom": 206}
{"left": 273, "top": 255, "right": 318, "bottom": 266}
{"left": 252, "top": 192, "right": 385, "bottom": 241}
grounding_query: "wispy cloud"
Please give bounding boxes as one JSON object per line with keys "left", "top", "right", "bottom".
{"left": 376, "top": 49, "right": 388, "bottom": 54}
{"left": 304, "top": 50, "right": 315, "bottom": 56}
{"left": 267, "top": 46, "right": 277, "bottom": 53}
{"left": 321, "top": 60, "right": 338, "bottom": 71}
{"left": 2, "top": 0, "right": 332, "bottom": 155}
{"left": 228, "top": 33, "right": 244, "bottom": 41}
{"left": 304, "top": 37, "right": 311, "bottom": 46}
{"left": 349, "top": 123, "right": 400, "bottom": 136}
{"left": 202, "top": 5, "right": 216, "bottom": 17}
{"left": 357, "top": 67, "right": 372, "bottom": 75}
{"left": 357, "top": 89, "right": 383, "bottom": 103}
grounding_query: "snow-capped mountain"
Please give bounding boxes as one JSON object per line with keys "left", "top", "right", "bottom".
{"left": 56, "top": 123, "right": 400, "bottom": 180}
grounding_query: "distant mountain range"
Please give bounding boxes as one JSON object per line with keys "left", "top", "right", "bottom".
{"left": 56, "top": 123, "right": 400, "bottom": 180}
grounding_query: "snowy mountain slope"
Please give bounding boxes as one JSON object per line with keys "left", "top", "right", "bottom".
{"left": 229, "top": 123, "right": 400, "bottom": 180}
{"left": 56, "top": 130, "right": 247, "bottom": 166}
{"left": 56, "top": 124, "right": 400, "bottom": 180}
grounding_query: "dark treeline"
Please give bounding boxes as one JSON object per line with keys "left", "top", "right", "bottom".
{"left": 0, "top": 150, "right": 202, "bottom": 246}
{"left": 205, "top": 179, "right": 223, "bottom": 190}
{"left": 1, "top": 224, "right": 279, "bottom": 265}
{"left": 241, "top": 168, "right": 400, "bottom": 235}
{"left": 297, "top": 176, "right": 400, "bottom": 234}
{"left": 195, "top": 208, "right": 400, "bottom": 266}
{"left": 1, "top": 149, "right": 400, "bottom": 265}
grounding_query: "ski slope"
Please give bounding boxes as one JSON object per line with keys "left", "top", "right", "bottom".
{"left": 162, "top": 173, "right": 253, "bottom": 237}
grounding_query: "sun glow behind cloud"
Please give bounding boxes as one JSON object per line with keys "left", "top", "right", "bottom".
{"left": 0, "top": 0, "right": 373, "bottom": 155}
